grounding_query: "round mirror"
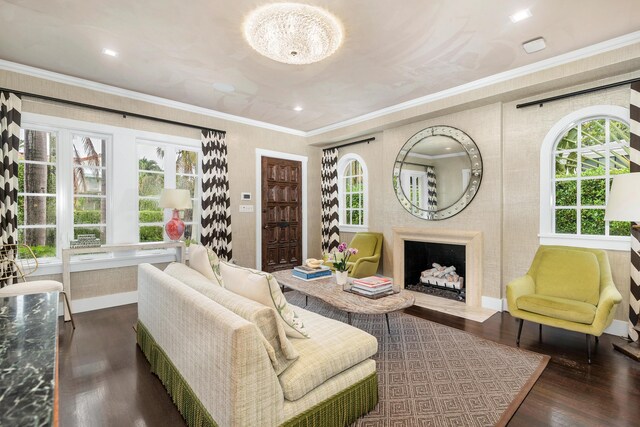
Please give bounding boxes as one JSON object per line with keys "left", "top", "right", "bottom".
{"left": 393, "top": 125, "right": 482, "bottom": 220}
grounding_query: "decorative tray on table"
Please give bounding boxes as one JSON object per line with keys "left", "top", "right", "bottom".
{"left": 344, "top": 288, "right": 397, "bottom": 300}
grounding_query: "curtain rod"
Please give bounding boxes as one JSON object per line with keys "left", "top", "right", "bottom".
{"left": 324, "top": 137, "right": 375, "bottom": 151}
{"left": 516, "top": 77, "right": 640, "bottom": 109}
{"left": 0, "top": 87, "right": 225, "bottom": 134}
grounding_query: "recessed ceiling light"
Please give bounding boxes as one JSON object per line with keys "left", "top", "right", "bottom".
{"left": 102, "top": 48, "right": 118, "bottom": 57}
{"left": 509, "top": 9, "right": 532, "bottom": 23}
{"left": 522, "top": 37, "right": 546, "bottom": 54}
{"left": 212, "top": 82, "right": 235, "bottom": 93}
{"left": 293, "top": 106, "right": 303, "bottom": 112}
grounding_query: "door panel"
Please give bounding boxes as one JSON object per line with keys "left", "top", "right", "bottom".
{"left": 261, "top": 156, "right": 303, "bottom": 272}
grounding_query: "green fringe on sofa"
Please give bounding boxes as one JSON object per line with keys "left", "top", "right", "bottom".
{"left": 136, "top": 320, "right": 379, "bottom": 427}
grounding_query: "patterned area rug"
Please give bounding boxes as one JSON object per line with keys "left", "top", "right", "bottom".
{"left": 286, "top": 292, "right": 549, "bottom": 427}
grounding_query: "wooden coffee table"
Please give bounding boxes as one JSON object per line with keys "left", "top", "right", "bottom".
{"left": 272, "top": 270, "right": 415, "bottom": 333}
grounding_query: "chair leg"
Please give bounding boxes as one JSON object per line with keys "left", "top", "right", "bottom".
{"left": 595, "top": 335, "right": 599, "bottom": 344}
{"left": 586, "top": 334, "right": 592, "bottom": 364}
{"left": 61, "top": 291, "right": 76, "bottom": 330}
{"left": 539, "top": 324, "right": 542, "bottom": 341}
{"left": 516, "top": 318, "right": 524, "bottom": 346}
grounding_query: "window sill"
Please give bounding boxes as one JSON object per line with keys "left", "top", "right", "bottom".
{"left": 539, "top": 233, "right": 630, "bottom": 251}
{"left": 31, "top": 248, "right": 185, "bottom": 277}
{"left": 339, "top": 225, "right": 369, "bottom": 234}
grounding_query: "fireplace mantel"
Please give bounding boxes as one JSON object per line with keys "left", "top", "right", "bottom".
{"left": 393, "top": 227, "right": 483, "bottom": 308}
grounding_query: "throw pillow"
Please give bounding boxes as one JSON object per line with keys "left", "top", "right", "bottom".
{"left": 220, "top": 262, "right": 309, "bottom": 339}
{"left": 188, "top": 244, "right": 224, "bottom": 287}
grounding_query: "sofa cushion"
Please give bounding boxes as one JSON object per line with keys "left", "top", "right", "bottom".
{"left": 348, "top": 233, "right": 378, "bottom": 260}
{"left": 164, "top": 263, "right": 299, "bottom": 374}
{"left": 534, "top": 249, "right": 600, "bottom": 306}
{"left": 188, "top": 244, "right": 224, "bottom": 286}
{"left": 517, "top": 294, "right": 597, "bottom": 324}
{"left": 220, "top": 262, "right": 309, "bottom": 339}
{"left": 278, "top": 306, "right": 378, "bottom": 401}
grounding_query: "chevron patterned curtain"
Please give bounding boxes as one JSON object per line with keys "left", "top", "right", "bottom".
{"left": 200, "top": 129, "right": 232, "bottom": 261}
{"left": 321, "top": 148, "right": 339, "bottom": 253}
{"left": 426, "top": 166, "right": 437, "bottom": 211}
{"left": 628, "top": 82, "right": 640, "bottom": 342}
{"left": 0, "top": 91, "right": 21, "bottom": 287}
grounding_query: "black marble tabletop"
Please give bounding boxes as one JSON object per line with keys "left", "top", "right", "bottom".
{"left": 0, "top": 292, "right": 59, "bottom": 427}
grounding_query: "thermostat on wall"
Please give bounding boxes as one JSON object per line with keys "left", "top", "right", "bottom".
{"left": 241, "top": 192, "right": 252, "bottom": 201}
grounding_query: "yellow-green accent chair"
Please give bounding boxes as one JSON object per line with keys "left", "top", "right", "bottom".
{"left": 325, "top": 232, "right": 383, "bottom": 278}
{"left": 506, "top": 246, "right": 622, "bottom": 363}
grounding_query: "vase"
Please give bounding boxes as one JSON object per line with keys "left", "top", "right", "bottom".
{"left": 336, "top": 270, "right": 349, "bottom": 287}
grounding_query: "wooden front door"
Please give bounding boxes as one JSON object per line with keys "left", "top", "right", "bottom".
{"left": 261, "top": 156, "right": 302, "bottom": 272}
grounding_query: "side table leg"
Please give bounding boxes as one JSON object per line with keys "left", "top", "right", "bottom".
{"left": 347, "top": 312, "right": 352, "bottom": 325}
{"left": 305, "top": 295, "right": 308, "bottom": 307}
{"left": 385, "top": 313, "right": 391, "bottom": 334}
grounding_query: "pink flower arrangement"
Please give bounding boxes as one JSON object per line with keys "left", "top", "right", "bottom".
{"left": 328, "top": 242, "right": 358, "bottom": 272}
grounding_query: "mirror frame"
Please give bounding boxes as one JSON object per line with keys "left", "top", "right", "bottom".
{"left": 392, "top": 125, "right": 483, "bottom": 220}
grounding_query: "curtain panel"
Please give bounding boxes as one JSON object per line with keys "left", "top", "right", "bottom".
{"left": 426, "top": 166, "right": 437, "bottom": 211}
{"left": 0, "top": 91, "right": 22, "bottom": 287}
{"left": 200, "top": 129, "right": 232, "bottom": 261}
{"left": 321, "top": 148, "right": 339, "bottom": 253}
{"left": 628, "top": 82, "right": 640, "bottom": 341}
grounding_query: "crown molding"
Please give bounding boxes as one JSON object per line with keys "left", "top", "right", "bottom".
{"left": 306, "top": 30, "right": 640, "bottom": 137}
{"left": 0, "top": 59, "right": 306, "bottom": 137}
{"left": 2, "top": 30, "right": 640, "bottom": 139}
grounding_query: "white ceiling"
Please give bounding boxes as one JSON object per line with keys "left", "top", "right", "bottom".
{"left": 1, "top": 0, "right": 639, "bottom": 132}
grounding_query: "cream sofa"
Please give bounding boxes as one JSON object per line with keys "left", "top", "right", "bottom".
{"left": 137, "top": 262, "right": 379, "bottom": 427}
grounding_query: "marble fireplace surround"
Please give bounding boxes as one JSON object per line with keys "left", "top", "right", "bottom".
{"left": 393, "top": 227, "right": 483, "bottom": 309}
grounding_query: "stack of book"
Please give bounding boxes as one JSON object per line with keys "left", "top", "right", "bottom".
{"left": 292, "top": 264, "right": 332, "bottom": 281}
{"left": 350, "top": 276, "right": 394, "bottom": 297}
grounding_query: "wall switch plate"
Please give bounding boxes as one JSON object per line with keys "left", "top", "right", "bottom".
{"left": 241, "top": 192, "right": 252, "bottom": 201}
{"left": 239, "top": 204, "right": 254, "bottom": 213}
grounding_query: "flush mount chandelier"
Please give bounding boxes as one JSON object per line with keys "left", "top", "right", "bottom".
{"left": 243, "top": 2, "right": 344, "bottom": 65}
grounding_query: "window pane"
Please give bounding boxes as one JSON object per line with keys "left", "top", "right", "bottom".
{"left": 555, "top": 209, "right": 577, "bottom": 234}
{"left": 74, "top": 197, "right": 106, "bottom": 224}
{"left": 19, "top": 228, "right": 56, "bottom": 258}
{"left": 345, "top": 194, "right": 352, "bottom": 208}
{"left": 580, "top": 149, "right": 606, "bottom": 177}
{"left": 352, "top": 194, "right": 362, "bottom": 209}
{"left": 73, "top": 135, "right": 106, "bottom": 167}
{"left": 139, "top": 172, "right": 164, "bottom": 197}
{"left": 21, "top": 164, "right": 56, "bottom": 194}
{"left": 139, "top": 208, "right": 163, "bottom": 223}
{"left": 183, "top": 224, "right": 195, "bottom": 242}
{"left": 176, "top": 175, "right": 196, "bottom": 197}
{"left": 140, "top": 225, "right": 164, "bottom": 242}
{"left": 609, "top": 147, "right": 630, "bottom": 175}
{"left": 352, "top": 176, "right": 363, "bottom": 192}
{"left": 555, "top": 152, "right": 578, "bottom": 178}
{"left": 556, "top": 126, "right": 577, "bottom": 150}
{"left": 581, "top": 179, "right": 606, "bottom": 206}
{"left": 581, "top": 119, "right": 606, "bottom": 147}
{"left": 610, "top": 221, "right": 631, "bottom": 236}
{"left": 610, "top": 120, "right": 630, "bottom": 144}
{"left": 581, "top": 209, "right": 605, "bottom": 235}
{"left": 24, "top": 196, "right": 56, "bottom": 225}
{"left": 555, "top": 181, "right": 576, "bottom": 206}
{"left": 182, "top": 203, "right": 197, "bottom": 222}
{"left": 138, "top": 144, "right": 165, "bottom": 172}
{"left": 74, "top": 226, "right": 106, "bottom": 244}
{"left": 20, "top": 129, "right": 56, "bottom": 162}
{"left": 352, "top": 210, "right": 361, "bottom": 225}
{"left": 176, "top": 150, "right": 198, "bottom": 174}
{"left": 74, "top": 167, "right": 105, "bottom": 195}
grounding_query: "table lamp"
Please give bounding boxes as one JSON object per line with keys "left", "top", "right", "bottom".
{"left": 605, "top": 172, "right": 640, "bottom": 361}
{"left": 159, "top": 189, "right": 191, "bottom": 241}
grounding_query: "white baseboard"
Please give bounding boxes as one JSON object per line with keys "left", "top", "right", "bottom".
{"left": 481, "top": 296, "right": 503, "bottom": 312}
{"left": 58, "top": 291, "right": 138, "bottom": 316}
{"left": 604, "top": 319, "right": 628, "bottom": 337}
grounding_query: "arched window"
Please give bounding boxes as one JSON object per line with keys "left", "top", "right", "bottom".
{"left": 540, "top": 106, "right": 630, "bottom": 250}
{"left": 337, "top": 154, "right": 368, "bottom": 232}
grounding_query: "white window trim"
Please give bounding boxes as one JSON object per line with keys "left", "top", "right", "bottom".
{"left": 539, "top": 105, "right": 630, "bottom": 251}
{"left": 20, "top": 112, "right": 200, "bottom": 273}
{"left": 337, "top": 153, "right": 368, "bottom": 232}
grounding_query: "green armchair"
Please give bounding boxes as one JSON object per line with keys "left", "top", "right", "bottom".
{"left": 506, "top": 245, "right": 622, "bottom": 363}
{"left": 325, "top": 232, "right": 383, "bottom": 278}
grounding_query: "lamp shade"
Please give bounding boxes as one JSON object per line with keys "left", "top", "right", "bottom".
{"left": 605, "top": 173, "right": 640, "bottom": 221}
{"left": 159, "top": 189, "right": 191, "bottom": 209}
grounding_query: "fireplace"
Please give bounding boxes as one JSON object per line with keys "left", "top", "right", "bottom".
{"left": 393, "top": 227, "right": 483, "bottom": 308}
{"left": 404, "top": 241, "right": 466, "bottom": 301}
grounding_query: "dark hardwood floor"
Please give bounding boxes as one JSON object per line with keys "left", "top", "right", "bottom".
{"left": 58, "top": 304, "right": 640, "bottom": 426}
